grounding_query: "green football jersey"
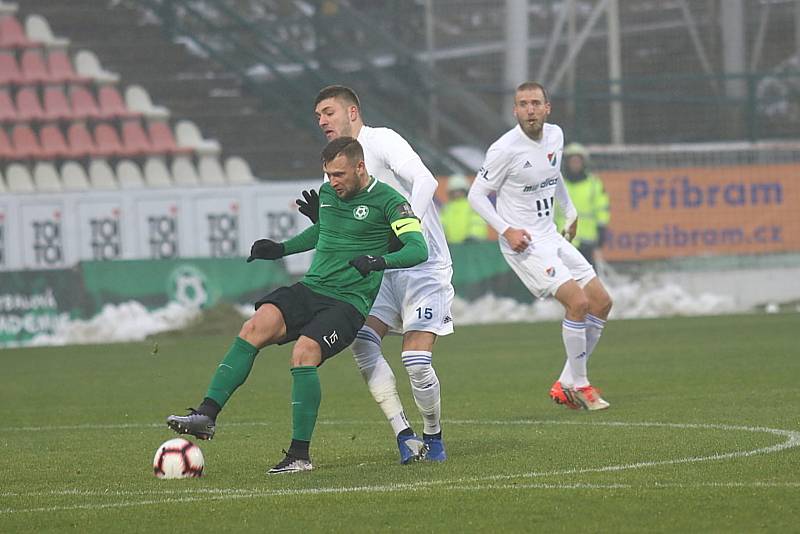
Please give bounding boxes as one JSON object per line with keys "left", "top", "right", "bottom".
{"left": 292, "top": 177, "right": 425, "bottom": 317}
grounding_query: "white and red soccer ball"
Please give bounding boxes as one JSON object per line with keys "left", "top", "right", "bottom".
{"left": 153, "top": 438, "right": 204, "bottom": 479}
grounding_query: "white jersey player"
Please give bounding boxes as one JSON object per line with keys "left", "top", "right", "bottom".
{"left": 308, "top": 85, "right": 453, "bottom": 462}
{"left": 468, "top": 82, "right": 613, "bottom": 411}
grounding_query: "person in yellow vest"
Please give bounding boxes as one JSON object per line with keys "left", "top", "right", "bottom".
{"left": 439, "top": 174, "right": 489, "bottom": 244}
{"left": 560, "top": 143, "right": 610, "bottom": 268}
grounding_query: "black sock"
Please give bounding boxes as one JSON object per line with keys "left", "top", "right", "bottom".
{"left": 423, "top": 431, "right": 442, "bottom": 440}
{"left": 198, "top": 397, "right": 221, "bottom": 420}
{"left": 288, "top": 439, "right": 310, "bottom": 460}
{"left": 398, "top": 427, "right": 415, "bottom": 438}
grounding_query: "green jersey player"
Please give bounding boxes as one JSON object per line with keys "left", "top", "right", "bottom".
{"left": 167, "top": 137, "right": 428, "bottom": 474}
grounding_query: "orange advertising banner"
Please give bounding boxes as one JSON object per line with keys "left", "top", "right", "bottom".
{"left": 600, "top": 163, "right": 800, "bottom": 261}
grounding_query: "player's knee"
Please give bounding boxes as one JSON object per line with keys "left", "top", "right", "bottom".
{"left": 351, "top": 326, "right": 383, "bottom": 371}
{"left": 238, "top": 317, "right": 259, "bottom": 343}
{"left": 402, "top": 351, "right": 437, "bottom": 389}
{"left": 569, "top": 295, "right": 590, "bottom": 319}
{"left": 291, "top": 337, "right": 322, "bottom": 367}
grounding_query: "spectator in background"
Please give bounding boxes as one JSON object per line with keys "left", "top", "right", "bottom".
{"left": 439, "top": 174, "right": 489, "bottom": 244}
{"left": 560, "top": 143, "right": 610, "bottom": 269}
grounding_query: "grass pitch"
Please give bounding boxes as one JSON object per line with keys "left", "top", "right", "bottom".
{"left": 2, "top": 313, "right": 798, "bottom": 532}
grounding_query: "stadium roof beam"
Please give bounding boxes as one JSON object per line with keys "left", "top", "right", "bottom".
{"left": 536, "top": 0, "right": 571, "bottom": 84}
{"left": 677, "top": 0, "right": 719, "bottom": 93}
{"left": 548, "top": 0, "right": 610, "bottom": 94}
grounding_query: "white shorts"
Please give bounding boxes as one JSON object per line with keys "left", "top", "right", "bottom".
{"left": 503, "top": 234, "right": 596, "bottom": 298}
{"left": 368, "top": 267, "right": 455, "bottom": 336}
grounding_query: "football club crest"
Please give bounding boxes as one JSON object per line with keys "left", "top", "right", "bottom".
{"left": 547, "top": 152, "right": 557, "bottom": 167}
{"left": 546, "top": 266, "right": 556, "bottom": 277}
{"left": 353, "top": 205, "right": 369, "bottom": 220}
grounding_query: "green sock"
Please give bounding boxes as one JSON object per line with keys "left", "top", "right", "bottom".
{"left": 291, "top": 366, "right": 321, "bottom": 442}
{"left": 204, "top": 337, "right": 259, "bottom": 409}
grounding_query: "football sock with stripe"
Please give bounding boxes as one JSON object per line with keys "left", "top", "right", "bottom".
{"left": 402, "top": 350, "right": 441, "bottom": 435}
{"left": 585, "top": 313, "right": 606, "bottom": 360}
{"left": 352, "top": 325, "right": 412, "bottom": 437}
{"left": 202, "top": 337, "right": 259, "bottom": 414}
{"left": 562, "top": 319, "right": 589, "bottom": 388}
{"left": 290, "top": 366, "right": 321, "bottom": 452}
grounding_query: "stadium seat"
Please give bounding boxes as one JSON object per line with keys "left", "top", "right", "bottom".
{"left": 0, "top": 88, "right": 16, "bottom": 122}
{"left": 175, "top": 120, "right": 220, "bottom": 156}
{"left": 11, "top": 123, "right": 42, "bottom": 158}
{"left": 98, "top": 85, "right": 138, "bottom": 120}
{"left": 39, "top": 123, "right": 69, "bottom": 159}
{"left": 198, "top": 155, "right": 226, "bottom": 185}
{"left": 15, "top": 86, "right": 44, "bottom": 121}
{"left": 60, "top": 160, "right": 90, "bottom": 190}
{"left": 115, "top": 159, "right": 143, "bottom": 189}
{"left": 0, "top": 52, "right": 22, "bottom": 85}
{"left": 69, "top": 85, "right": 101, "bottom": 120}
{"left": 42, "top": 85, "right": 72, "bottom": 121}
{"left": 125, "top": 85, "right": 169, "bottom": 120}
{"left": 19, "top": 49, "right": 50, "bottom": 84}
{"left": 47, "top": 50, "right": 86, "bottom": 84}
{"left": 120, "top": 119, "right": 153, "bottom": 156}
{"left": 93, "top": 123, "right": 124, "bottom": 157}
{"left": 6, "top": 162, "right": 34, "bottom": 192}
{"left": 74, "top": 49, "right": 119, "bottom": 84}
{"left": 0, "top": 15, "right": 40, "bottom": 49}
{"left": 89, "top": 158, "right": 118, "bottom": 189}
{"left": 225, "top": 156, "right": 256, "bottom": 184}
{"left": 143, "top": 157, "right": 172, "bottom": 187}
{"left": 0, "top": 125, "right": 13, "bottom": 158}
{"left": 33, "top": 161, "right": 61, "bottom": 191}
{"left": 170, "top": 156, "right": 199, "bottom": 186}
{"left": 24, "top": 14, "right": 70, "bottom": 49}
{"left": 147, "top": 121, "right": 190, "bottom": 155}
{"left": 66, "top": 122, "right": 96, "bottom": 158}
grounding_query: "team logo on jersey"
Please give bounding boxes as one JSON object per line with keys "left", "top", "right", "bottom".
{"left": 546, "top": 266, "right": 556, "bottom": 277}
{"left": 547, "top": 152, "right": 557, "bottom": 167}
{"left": 353, "top": 205, "right": 369, "bottom": 220}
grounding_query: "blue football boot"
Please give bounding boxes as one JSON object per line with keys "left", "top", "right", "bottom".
{"left": 423, "top": 435, "right": 447, "bottom": 462}
{"left": 397, "top": 433, "right": 428, "bottom": 464}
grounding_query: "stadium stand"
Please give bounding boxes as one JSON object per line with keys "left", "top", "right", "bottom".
{"left": 125, "top": 85, "right": 169, "bottom": 120}
{"left": 224, "top": 156, "right": 255, "bottom": 185}
{"left": 68, "top": 85, "right": 101, "bottom": 120}
{"left": 6, "top": 161, "right": 33, "bottom": 192}
{"left": 98, "top": 85, "right": 139, "bottom": 120}
{"left": 15, "top": 86, "right": 44, "bottom": 121}
{"left": 61, "top": 160, "right": 89, "bottom": 190}
{"left": 73, "top": 49, "right": 119, "bottom": 85}
{"left": 93, "top": 123, "right": 124, "bottom": 158}
{"left": 42, "top": 86, "right": 72, "bottom": 121}
{"left": 19, "top": 49, "right": 49, "bottom": 84}
{"left": 89, "top": 158, "right": 118, "bottom": 189}
{"left": 0, "top": 53, "right": 23, "bottom": 85}
{"left": 0, "top": 14, "right": 39, "bottom": 49}
{"left": 175, "top": 119, "right": 220, "bottom": 156}
{"left": 120, "top": 119, "right": 153, "bottom": 157}
{"left": 197, "top": 155, "right": 226, "bottom": 186}
{"left": 0, "top": 89, "right": 15, "bottom": 122}
{"left": 143, "top": 157, "right": 172, "bottom": 188}
{"left": 11, "top": 123, "right": 42, "bottom": 159}
{"left": 39, "top": 123, "right": 69, "bottom": 159}
{"left": 147, "top": 120, "right": 190, "bottom": 156}
{"left": 65, "top": 122, "right": 95, "bottom": 158}
{"left": 115, "top": 159, "right": 143, "bottom": 189}
{"left": 171, "top": 156, "right": 199, "bottom": 186}
{"left": 24, "top": 14, "right": 69, "bottom": 49}
{"left": 32, "top": 161, "right": 61, "bottom": 191}
{"left": 47, "top": 49, "right": 86, "bottom": 83}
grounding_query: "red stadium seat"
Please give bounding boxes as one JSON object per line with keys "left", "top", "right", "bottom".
{"left": 39, "top": 123, "right": 69, "bottom": 159}
{"left": 121, "top": 119, "right": 153, "bottom": 156}
{"left": 147, "top": 121, "right": 191, "bottom": 155}
{"left": 0, "top": 126, "right": 14, "bottom": 159}
{"left": 93, "top": 123, "right": 123, "bottom": 157}
{"left": 15, "top": 86, "right": 44, "bottom": 121}
{"left": 66, "top": 122, "right": 96, "bottom": 158}
{"left": 0, "top": 52, "right": 22, "bottom": 85}
{"left": 98, "top": 85, "right": 138, "bottom": 120}
{"left": 42, "top": 86, "right": 72, "bottom": 121}
{"left": 20, "top": 49, "right": 50, "bottom": 84}
{"left": 47, "top": 50, "right": 87, "bottom": 84}
{"left": 0, "top": 88, "right": 15, "bottom": 122}
{"left": 11, "top": 123, "right": 43, "bottom": 159}
{"left": 0, "top": 15, "right": 41, "bottom": 49}
{"left": 69, "top": 85, "right": 101, "bottom": 120}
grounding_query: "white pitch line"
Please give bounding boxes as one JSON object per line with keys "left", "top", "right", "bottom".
{"left": 2, "top": 420, "right": 799, "bottom": 514}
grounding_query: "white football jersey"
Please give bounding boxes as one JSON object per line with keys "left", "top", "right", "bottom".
{"left": 476, "top": 123, "right": 572, "bottom": 252}
{"left": 356, "top": 125, "right": 451, "bottom": 270}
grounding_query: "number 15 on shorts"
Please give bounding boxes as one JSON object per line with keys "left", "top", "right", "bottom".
{"left": 416, "top": 307, "right": 433, "bottom": 320}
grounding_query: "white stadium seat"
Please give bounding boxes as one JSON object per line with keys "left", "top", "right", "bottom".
{"left": 116, "top": 160, "right": 144, "bottom": 189}
{"left": 6, "top": 163, "right": 34, "bottom": 193}
{"left": 74, "top": 49, "right": 120, "bottom": 84}
{"left": 144, "top": 157, "right": 172, "bottom": 188}
{"left": 175, "top": 120, "right": 221, "bottom": 156}
{"left": 61, "top": 161, "right": 90, "bottom": 190}
{"left": 225, "top": 156, "right": 256, "bottom": 184}
{"left": 198, "top": 155, "right": 226, "bottom": 185}
{"left": 171, "top": 155, "right": 199, "bottom": 186}
{"left": 125, "top": 85, "right": 170, "bottom": 120}
{"left": 33, "top": 162, "right": 62, "bottom": 192}
{"left": 89, "top": 159, "right": 118, "bottom": 189}
{"left": 25, "top": 14, "right": 70, "bottom": 49}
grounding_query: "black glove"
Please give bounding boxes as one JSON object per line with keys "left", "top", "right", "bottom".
{"left": 295, "top": 189, "right": 320, "bottom": 224}
{"left": 348, "top": 255, "right": 387, "bottom": 277}
{"left": 246, "top": 239, "right": 285, "bottom": 262}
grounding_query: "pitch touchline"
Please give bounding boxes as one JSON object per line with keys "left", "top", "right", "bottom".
{"left": 2, "top": 421, "right": 799, "bottom": 514}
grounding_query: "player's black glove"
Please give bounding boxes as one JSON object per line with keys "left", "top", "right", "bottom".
{"left": 348, "top": 255, "right": 387, "bottom": 277}
{"left": 295, "top": 189, "right": 320, "bottom": 224}
{"left": 246, "top": 239, "right": 285, "bottom": 262}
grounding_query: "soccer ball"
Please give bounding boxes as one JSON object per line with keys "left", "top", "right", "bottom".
{"left": 153, "top": 438, "right": 204, "bottom": 479}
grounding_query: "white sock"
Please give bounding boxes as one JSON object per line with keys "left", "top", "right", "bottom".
{"left": 585, "top": 313, "right": 606, "bottom": 359}
{"left": 401, "top": 350, "right": 441, "bottom": 435}
{"left": 559, "top": 314, "right": 605, "bottom": 384}
{"left": 352, "top": 326, "right": 409, "bottom": 436}
{"left": 562, "top": 319, "right": 588, "bottom": 388}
